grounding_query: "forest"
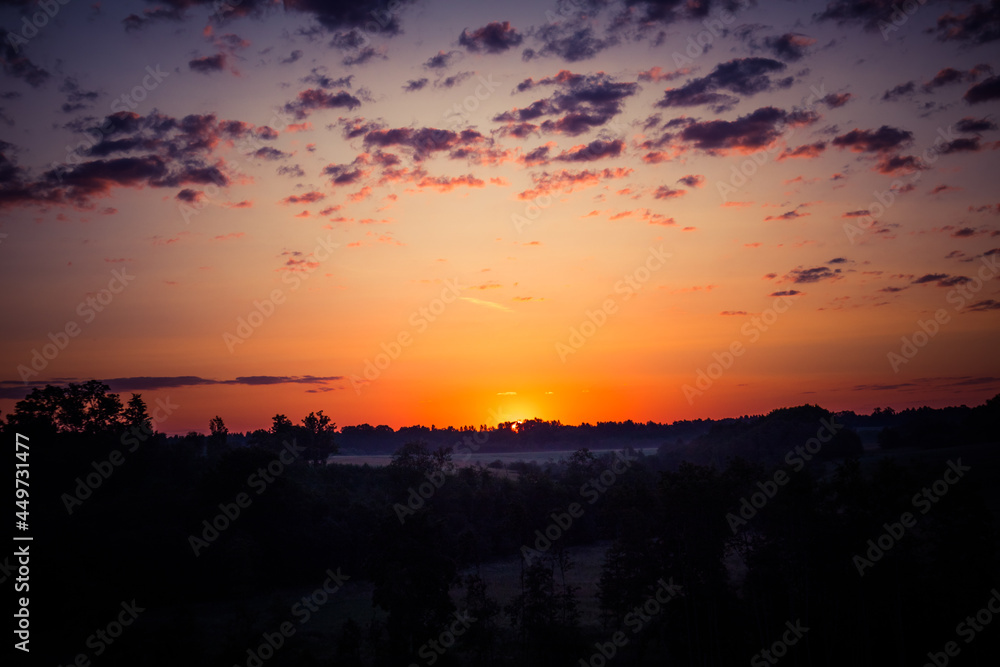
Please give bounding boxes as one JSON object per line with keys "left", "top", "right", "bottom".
{"left": 4, "top": 382, "right": 999, "bottom": 666}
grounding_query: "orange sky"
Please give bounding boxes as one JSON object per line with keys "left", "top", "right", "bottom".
{"left": 1, "top": 0, "right": 998, "bottom": 434}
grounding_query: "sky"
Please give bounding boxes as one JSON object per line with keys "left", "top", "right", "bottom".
{"left": 1, "top": 0, "right": 999, "bottom": 434}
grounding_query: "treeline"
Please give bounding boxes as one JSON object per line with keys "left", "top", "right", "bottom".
{"left": 2, "top": 385, "right": 998, "bottom": 665}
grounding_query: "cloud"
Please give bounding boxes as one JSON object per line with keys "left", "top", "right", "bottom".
{"left": 251, "top": 146, "right": 290, "bottom": 161}
{"left": 0, "top": 29, "right": 50, "bottom": 87}
{"left": 654, "top": 186, "right": 686, "bottom": 199}
{"left": 403, "top": 78, "right": 429, "bottom": 92}
{"left": 679, "top": 106, "right": 817, "bottom": 154}
{"left": 624, "top": 0, "right": 747, "bottom": 25}
{"left": 968, "top": 299, "right": 1000, "bottom": 312}
{"left": 524, "top": 23, "right": 618, "bottom": 62}
{"left": 59, "top": 77, "right": 100, "bottom": 113}
{"left": 764, "top": 206, "right": 811, "bottom": 221}
{"left": 283, "top": 88, "right": 362, "bottom": 119}
{"left": 342, "top": 46, "right": 385, "bottom": 66}
{"left": 122, "top": 6, "right": 184, "bottom": 31}
{"left": 779, "top": 141, "right": 827, "bottom": 160}
{"left": 301, "top": 68, "right": 354, "bottom": 89}
{"left": 189, "top": 54, "right": 227, "bottom": 74}
{"left": 516, "top": 167, "right": 632, "bottom": 200}
{"left": 881, "top": 81, "right": 915, "bottom": 101}
{"left": 175, "top": 189, "right": 204, "bottom": 203}
{"left": 274, "top": 163, "right": 305, "bottom": 179}
{"left": 956, "top": 116, "right": 998, "bottom": 133}
{"left": 816, "top": 0, "right": 911, "bottom": 31}
{"left": 638, "top": 67, "right": 690, "bottom": 82}
{"left": 322, "top": 161, "right": 367, "bottom": 186}
{"left": 832, "top": 125, "right": 913, "bottom": 153}
{"left": 435, "top": 71, "right": 474, "bottom": 89}
{"left": 769, "top": 290, "right": 801, "bottom": 297}
{"left": 495, "top": 71, "right": 637, "bottom": 136}
{"left": 281, "top": 191, "right": 326, "bottom": 205}
{"left": 213, "top": 232, "right": 245, "bottom": 241}
{"left": 656, "top": 57, "right": 791, "bottom": 111}
{"left": 912, "top": 273, "right": 970, "bottom": 287}
{"left": 459, "top": 21, "right": 523, "bottom": 53}
{"left": 821, "top": 92, "right": 853, "bottom": 108}
{"left": 678, "top": 174, "right": 705, "bottom": 188}
{"left": 965, "top": 76, "right": 1000, "bottom": 104}
{"left": 423, "top": 50, "right": 460, "bottom": 69}
{"left": 922, "top": 64, "right": 992, "bottom": 91}
{"left": 362, "top": 126, "right": 487, "bottom": 160}
{"left": 764, "top": 33, "right": 816, "bottom": 61}
{"left": 0, "top": 375, "right": 345, "bottom": 400}
{"left": 553, "top": 139, "right": 625, "bottom": 162}
{"left": 875, "top": 154, "right": 926, "bottom": 175}
{"left": 414, "top": 174, "right": 485, "bottom": 192}
{"left": 933, "top": 2, "right": 1000, "bottom": 44}
{"left": 938, "top": 137, "right": 986, "bottom": 153}
{"left": 786, "top": 266, "right": 840, "bottom": 283}
{"left": 1, "top": 111, "right": 256, "bottom": 208}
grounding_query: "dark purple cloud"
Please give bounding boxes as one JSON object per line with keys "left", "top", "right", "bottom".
{"left": 403, "top": 78, "right": 429, "bottom": 92}
{"left": 956, "top": 116, "right": 998, "bottom": 133}
{"left": 495, "top": 72, "right": 637, "bottom": 137}
{"left": 459, "top": 21, "right": 523, "bottom": 53}
{"left": 679, "top": 106, "right": 816, "bottom": 153}
{"left": 189, "top": 53, "right": 227, "bottom": 74}
{"left": 764, "top": 33, "right": 815, "bottom": 61}
{"left": 283, "top": 88, "right": 362, "bottom": 119}
{"left": 965, "top": 76, "right": 1000, "bottom": 104}
{"left": 656, "top": 58, "right": 791, "bottom": 112}
{"left": 934, "top": 2, "right": 1000, "bottom": 44}
{"left": 832, "top": 126, "right": 913, "bottom": 153}
{"left": 553, "top": 139, "right": 625, "bottom": 162}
